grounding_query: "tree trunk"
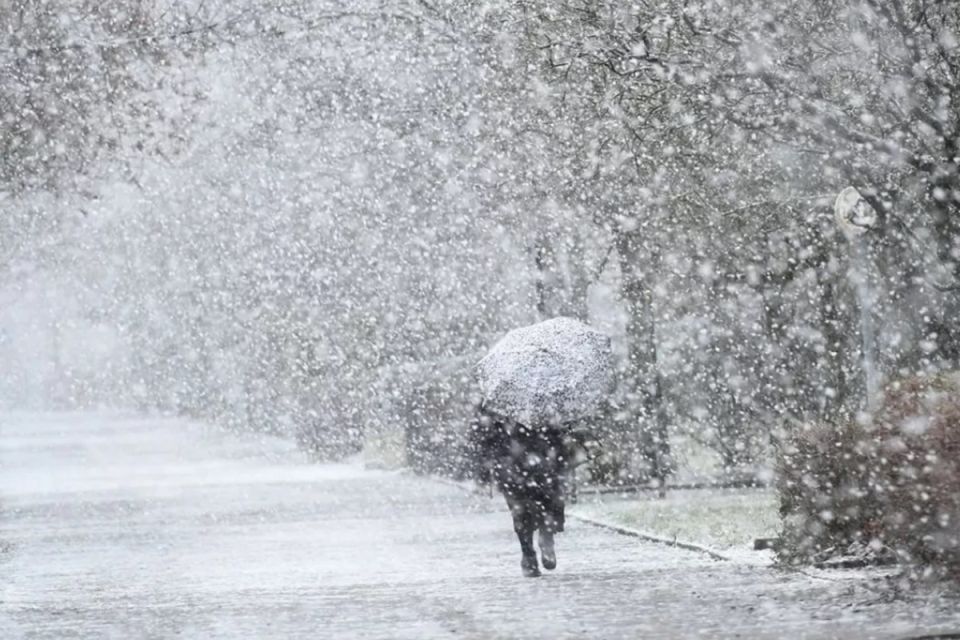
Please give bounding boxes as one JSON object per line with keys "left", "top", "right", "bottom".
{"left": 563, "top": 231, "right": 590, "bottom": 322}
{"left": 533, "top": 232, "right": 589, "bottom": 321}
{"left": 931, "top": 168, "right": 960, "bottom": 367}
{"left": 534, "top": 237, "right": 549, "bottom": 319}
{"left": 614, "top": 229, "right": 671, "bottom": 489}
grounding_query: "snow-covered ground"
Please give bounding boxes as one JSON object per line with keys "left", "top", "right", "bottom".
{"left": 2, "top": 413, "right": 959, "bottom": 639}
{"left": 571, "top": 488, "right": 781, "bottom": 563}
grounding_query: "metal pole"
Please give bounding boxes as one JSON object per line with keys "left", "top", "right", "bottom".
{"left": 851, "top": 236, "right": 879, "bottom": 408}
{"left": 834, "top": 187, "right": 880, "bottom": 410}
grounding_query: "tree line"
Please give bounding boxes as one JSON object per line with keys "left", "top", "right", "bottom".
{"left": 1, "top": 0, "right": 957, "bottom": 484}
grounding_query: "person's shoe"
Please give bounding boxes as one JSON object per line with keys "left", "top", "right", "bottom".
{"left": 539, "top": 531, "right": 556, "bottom": 570}
{"left": 521, "top": 554, "right": 541, "bottom": 578}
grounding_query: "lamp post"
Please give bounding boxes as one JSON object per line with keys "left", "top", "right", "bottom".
{"left": 833, "top": 187, "right": 879, "bottom": 408}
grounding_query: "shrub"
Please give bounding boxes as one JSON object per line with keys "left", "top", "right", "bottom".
{"left": 401, "top": 374, "right": 477, "bottom": 478}
{"left": 778, "top": 373, "right": 960, "bottom": 578}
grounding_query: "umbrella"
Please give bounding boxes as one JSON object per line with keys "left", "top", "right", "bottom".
{"left": 476, "top": 317, "right": 614, "bottom": 426}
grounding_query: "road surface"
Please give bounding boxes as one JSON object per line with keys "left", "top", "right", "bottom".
{"left": 1, "top": 413, "right": 958, "bottom": 639}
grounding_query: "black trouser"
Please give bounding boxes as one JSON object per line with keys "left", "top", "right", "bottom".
{"left": 480, "top": 423, "right": 568, "bottom": 560}
{"left": 499, "top": 474, "right": 565, "bottom": 560}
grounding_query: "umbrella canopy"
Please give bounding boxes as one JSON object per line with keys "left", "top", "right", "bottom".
{"left": 476, "top": 317, "right": 614, "bottom": 426}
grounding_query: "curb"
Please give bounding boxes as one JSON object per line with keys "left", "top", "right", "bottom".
{"left": 568, "top": 513, "right": 730, "bottom": 562}
{"left": 427, "top": 474, "right": 730, "bottom": 562}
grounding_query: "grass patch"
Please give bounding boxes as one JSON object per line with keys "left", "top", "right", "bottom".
{"left": 574, "top": 489, "right": 780, "bottom": 551}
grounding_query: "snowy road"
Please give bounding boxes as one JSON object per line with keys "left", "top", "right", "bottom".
{"left": 2, "top": 414, "right": 958, "bottom": 639}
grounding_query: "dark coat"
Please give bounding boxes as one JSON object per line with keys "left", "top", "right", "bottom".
{"left": 468, "top": 407, "right": 569, "bottom": 532}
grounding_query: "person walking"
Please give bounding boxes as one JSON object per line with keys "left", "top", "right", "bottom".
{"left": 472, "top": 317, "right": 613, "bottom": 576}
{"left": 469, "top": 404, "right": 570, "bottom": 578}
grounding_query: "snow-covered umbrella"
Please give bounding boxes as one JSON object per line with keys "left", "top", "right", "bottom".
{"left": 476, "top": 317, "right": 614, "bottom": 426}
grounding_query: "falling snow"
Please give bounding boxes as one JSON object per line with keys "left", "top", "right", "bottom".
{"left": 2, "top": 1, "right": 960, "bottom": 637}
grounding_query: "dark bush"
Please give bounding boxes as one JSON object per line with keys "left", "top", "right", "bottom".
{"left": 778, "top": 373, "right": 960, "bottom": 578}
{"left": 402, "top": 374, "right": 477, "bottom": 478}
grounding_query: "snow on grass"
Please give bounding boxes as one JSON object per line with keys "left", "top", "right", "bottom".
{"left": 572, "top": 487, "right": 780, "bottom": 562}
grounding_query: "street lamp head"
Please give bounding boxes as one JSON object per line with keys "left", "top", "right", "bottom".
{"left": 833, "top": 186, "right": 877, "bottom": 239}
